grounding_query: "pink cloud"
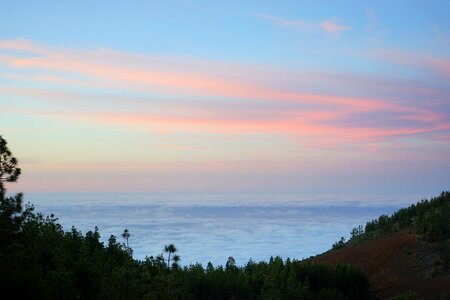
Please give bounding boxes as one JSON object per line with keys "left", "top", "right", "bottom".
{"left": 4, "top": 104, "right": 448, "bottom": 148}
{"left": 373, "top": 49, "right": 450, "bottom": 79}
{"left": 0, "top": 38, "right": 47, "bottom": 54}
{"left": 320, "top": 20, "right": 351, "bottom": 33}
{"left": 1, "top": 39, "right": 449, "bottom": 149}
{"left": 0, "top": 40, "right": 418, "bottom": 115}
{"left": 258, "top": 13, "right": 350, "bottom": 33}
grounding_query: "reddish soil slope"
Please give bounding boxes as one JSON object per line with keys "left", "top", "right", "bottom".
{"left": 311, "top": 229, "right": 450, "bottom": 299}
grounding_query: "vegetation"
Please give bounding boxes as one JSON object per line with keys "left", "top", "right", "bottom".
{"left": 0, "top": 135, "right": 21, "bottom": 190}
{"left": 389, "top": 292, "right": 418, "bottom": 300}
{"left": 363, "top": 192, "right": 450, "bottom": 242}
{"left": 0, "top": 135, "right": 370, "bottom": 299}
{"left": 330, "top": 190, "right": 450, "bottom": 281}
{"left": 331, "top": 237, "right": 346, "bottom": 250}
{"left": 331, "top": 191, "right": 450, "bottom": 250}
{"left": 3, "top": 134, "right": 449, "bottom": 299}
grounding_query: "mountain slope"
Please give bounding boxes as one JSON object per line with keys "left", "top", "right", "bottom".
{"left": 311, "top": 192, "right": 450, "bottom": 299}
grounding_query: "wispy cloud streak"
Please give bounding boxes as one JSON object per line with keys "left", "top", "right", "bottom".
{"left": 320, "top": 20, "right": 350, "bottom": 33}
{"left": 1, "top": 39, "right": 449, "bottom": 153}
{"left": 257, "top": 13, "right": 350, "bottom": 33}
{"left": 373, "top": 49, "right": 450, "bottom": 79}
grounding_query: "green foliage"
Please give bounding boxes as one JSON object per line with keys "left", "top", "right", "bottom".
{"left": 361, "top": 192, "right": 450, "bottom": 242}
{"left": 0, "top": 135, "right": 370, "bottom": 299}
{"left": 332, "top": 237, "right": 346, "bottom": 250}
{"left": 0, "top": 191, "right": 142, "bottom": 299}
{"left": 390, "top": 291, "right": 418, "bottom": 300}
{"left": 164, "top": 243, "right": 178, "bottom": 270}
{"left": 331, "top": 191, "right": 450, "bottom": 250}
{"left": 0, "top": 193, "right": 371, "bottom": 299}
{"left": 1, "top": 194, "right": 371, "bottom": 299}
{"left": 350, "top": 225, "right": 364, "bottom": 239}
{"left": 3, "top": 135, "right": 450, "bottom": 299}
{"left": 176, "top": 257, "right": 369, "bottom": 300}
{"left": 0, "top": 135, "right": 21, "bottom": 191}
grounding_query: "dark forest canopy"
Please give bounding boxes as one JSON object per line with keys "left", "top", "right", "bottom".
{"left": 332, "top": 191, "right": 450, "bottom": 251}
{"left": 0, "top": 135, "right": 448, "bottom": 299}
{"left": 0, "top": 135, "right": 369, "bottom": 299}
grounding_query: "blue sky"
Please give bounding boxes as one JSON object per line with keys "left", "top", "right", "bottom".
{"left": 3, "top": 1, "right": 449, "bottom": 59}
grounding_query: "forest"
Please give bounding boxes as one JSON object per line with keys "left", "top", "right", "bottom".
{"left": 1, "top": 134, "right": 448, "bottom": 299}
{"left": 0, "top": 135, "right": 368, "bottom": 299}
{"left": 332, "top": 191, "right": 450, "bottom": 249}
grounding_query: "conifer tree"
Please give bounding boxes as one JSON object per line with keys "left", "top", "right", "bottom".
{"left": 0, "top": 135, "right": 21, "bottom": 192}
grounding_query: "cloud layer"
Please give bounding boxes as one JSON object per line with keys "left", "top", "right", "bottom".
{"left": 1, "top": 38, "right": 449, "bottom": 192}
{"left": 257, "top": 13, "right": 350, "bottom": 33}
{"left": 29, "top": 192, "right": 404, "bottom": 265}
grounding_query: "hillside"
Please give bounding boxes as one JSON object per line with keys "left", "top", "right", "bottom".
{"left": 1, "top": 135, "right": 449, "bottom": 299}
{"left": 312, "top": 229, "right": 449, "bottom": 299}
{"left": 311, "top": 192, "right": 450, "bottom": 299}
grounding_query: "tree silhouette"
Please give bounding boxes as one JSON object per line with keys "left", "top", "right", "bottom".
{"left": 225, "top": 256, "right": 237, "bottom": 273}
{"left": 164, "top": 244, "right": 177, "bottom": 270}
{"left": 0, "top": 134, "right": 377, "bottom": 299}
{"left": 172, "top": 254, "right": 180, "bottom": 269}
{"left": 122, "top": 228, "right": 130, "bottom": 249}
{"left": 1, "top": 135, "right": 447, "bottom": 299}
{"left": 0, "top": 136, "right": 21, "bottom": 192}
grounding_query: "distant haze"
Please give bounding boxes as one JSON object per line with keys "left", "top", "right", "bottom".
{"left": 0, "top": 1, "right": 449, "bottom": 196}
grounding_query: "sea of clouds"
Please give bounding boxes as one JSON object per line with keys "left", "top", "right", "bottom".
{"left": 25, "top": 193, "right": 413, "bottom": 266}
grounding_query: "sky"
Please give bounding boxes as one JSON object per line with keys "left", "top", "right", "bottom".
{"left": 1, "top": 1, "right": 449, "bottom": 195}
